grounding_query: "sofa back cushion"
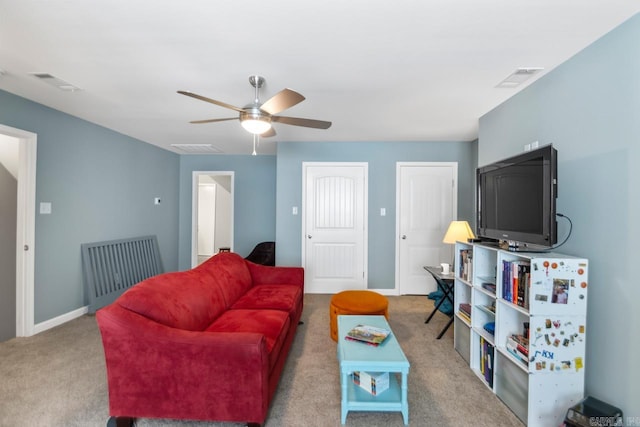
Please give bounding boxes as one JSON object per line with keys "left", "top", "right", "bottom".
{"left": 117, "top": 269, "right": 227, "bottom": 331}
{"left": 196, "top": 252, "right": 254, "bottom": 307}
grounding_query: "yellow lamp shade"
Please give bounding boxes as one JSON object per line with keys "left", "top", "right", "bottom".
{"left": 443, "top": 220, "right": 476, "bottom": 244}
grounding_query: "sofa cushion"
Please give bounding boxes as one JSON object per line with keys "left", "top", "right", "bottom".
{"left": 231, "top": 285, "right": 303, "bottom": 321}
{"left": 117, "top": 269, "right": 227, "bottom": 331}
{"left": 196, "top": 252, "right": 254, "bottom": 307}
{"left": 205, "top": 309, "right": 290, "bottom": 372}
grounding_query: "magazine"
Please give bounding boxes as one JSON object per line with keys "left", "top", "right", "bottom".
{"left": 345, "top": 324, "right": 391, "bottom": 346}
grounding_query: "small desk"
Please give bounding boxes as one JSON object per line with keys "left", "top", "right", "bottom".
{"left": 337, "top": 315, "right": 410, "bottom": 425}
{"left": 423, "top": 266, "right": 455, "bottom": 339}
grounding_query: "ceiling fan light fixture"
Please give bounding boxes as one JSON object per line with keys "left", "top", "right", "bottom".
{"left": 240, "top": 110, "right": 272, "bottom": 134}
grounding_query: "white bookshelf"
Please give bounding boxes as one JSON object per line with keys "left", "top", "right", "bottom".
{"left": 453, "top": 242, "right": 589, "bottom": 427}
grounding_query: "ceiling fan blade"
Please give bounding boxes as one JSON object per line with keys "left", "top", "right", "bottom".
{"left": 261, "top": 127, "right": 277, "bottom": 138}
{"left": 178, "top": 90, "right": 245, "bottom": 113}
{"left": 189, "top": 117, "right": 237, "bottom": 124}
{"left": 260, "top": 89, "right": 305, "bottom": 115}
{"left": 272, "top": 115, "right": 332, "bottom": 129}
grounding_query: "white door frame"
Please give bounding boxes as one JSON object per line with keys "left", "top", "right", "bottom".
{"left": 1, "top": 124, "right": 37, "bottom": 337}
{"left": 394, "top": 162, "right": 457, "bottom": 294}
{"left": 302, "top": 162, "right": 368, "bottom": 293}
{"left": 191, "top": 171, "right": 234, "bottom": 267}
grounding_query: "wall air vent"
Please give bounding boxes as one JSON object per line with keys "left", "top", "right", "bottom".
{"left": 496, "top": 67, "right": 544, "bottom": 88}
{"left": 170, "top": 144, "right": 222, "bottom": 154}
{"left": 28, "top": 72, "right": 82, "bottom": 92}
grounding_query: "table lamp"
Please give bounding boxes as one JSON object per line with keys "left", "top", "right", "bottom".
{"left": 443, "top": 220, "right": 476, "bottom": 245}
{"left": 442, "top": 220, "right": 476, "bottom": 272}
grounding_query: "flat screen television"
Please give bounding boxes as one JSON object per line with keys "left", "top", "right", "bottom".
{"left": 476, "top": 144, "right": 557, "bottom": 249}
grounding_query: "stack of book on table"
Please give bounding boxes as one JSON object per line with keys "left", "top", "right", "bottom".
{"left": 345, "top": 324, "right": 391, "bottom": 346}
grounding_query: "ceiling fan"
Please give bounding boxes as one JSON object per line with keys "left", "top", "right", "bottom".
{"left": 178, "top": 75, "right": 332, "bottom": 137}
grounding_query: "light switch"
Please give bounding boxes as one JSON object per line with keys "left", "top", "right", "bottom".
{"left": 380, "top": 208, "right": 386, "bottom": 216}
{"left": 40, "top": 202, "right": 52, "bottom": 214}
{"left": 292, "top": 206, "right": 298, "bottom": 215}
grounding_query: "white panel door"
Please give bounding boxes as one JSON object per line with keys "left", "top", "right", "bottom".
{"left": 397, "top": 163, "right": 456, "bottom": 295}
{"left": 303, "top": 163, "right": 367, "bottom": 293}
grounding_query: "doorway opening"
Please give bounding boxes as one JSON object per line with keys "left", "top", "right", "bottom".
{"left": 191, "top": 172, "right": 234, "bottom": 267}
{"left": 0, "top": 124, "right": 37, "bottom": 339}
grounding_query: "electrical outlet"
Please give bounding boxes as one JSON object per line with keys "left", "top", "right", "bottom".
{"left": 40, "top": 202, "right": 52, "bottom": 214}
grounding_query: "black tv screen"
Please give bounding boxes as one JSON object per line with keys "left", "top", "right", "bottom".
{"left": 476, "top": 145, "right": 557, "bottom": 248}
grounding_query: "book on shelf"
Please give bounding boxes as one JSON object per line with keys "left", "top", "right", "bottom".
{"left": 481, "top": 282, "right": 497, "bottom": 294}
{"left": 459, "top": 303, "right": 471, "bottom": 316}
{"left": 483, "top": 302, "right": 496, "bottom": 313}
{"left": 501, "top": 260, "right": 531, "bottom": 309}
{"left": 458, "top": 249, "right": 473, "bottom": 281}
{"left": 479, "top": 336, "right": 494, "bottom": 388}
{"left": 345, "top": 324, "right": 391, "bottom": 346}
{"left": 458, "top": 310, "right": 471, "bottom": 323}
{"left": 506, "top": 334, "right": 529, "bottom": 365}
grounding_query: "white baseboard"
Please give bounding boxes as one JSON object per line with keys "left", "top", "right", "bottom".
{"left": 305, "top": 288, "right": 401, "bottom": 296}
{"left": 33, "top": 305, "right": 89, "bottom": 335}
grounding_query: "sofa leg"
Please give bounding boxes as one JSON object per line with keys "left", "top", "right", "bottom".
{"left": 107, "top": 416, "right": 135, "bottom": 427}
{"left": 247, "top": 423, "right": 261, "bottom": 427}
{"left": 298, "top": 320, "right": 304, "bottom": 325}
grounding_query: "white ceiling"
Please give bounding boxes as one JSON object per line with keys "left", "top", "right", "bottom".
{"left": 1, "top": 1, "right": 638, "bottom": 155}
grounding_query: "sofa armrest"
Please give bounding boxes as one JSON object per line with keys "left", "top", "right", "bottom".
{"left": 96, "top": 304, "right": 270, "bottom": 423}
{"left": 246, "top": 262, "right": 304, "bottom": 289}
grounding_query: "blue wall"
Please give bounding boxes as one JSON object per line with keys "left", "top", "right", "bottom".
{"left": 479, "top": 13, "right": 639, "bottom": 416}
{"left": 177, "top": 154, "right": 277, "bottom": 270}
{"left": 275, "top": 141, "right": 476, "bottom": 290}
{"left": 0, "top": 90, "right": 180, "bottom": 323}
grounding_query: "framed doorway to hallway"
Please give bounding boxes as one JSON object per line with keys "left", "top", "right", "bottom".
{"left": 191, "top": 171, "right": 234, "bottom": 268}
{"left": 0, "top": 124, "right": 37, "bottom": 338}
{"left": 395, "top": 162, "right": 457, "bottom": 295}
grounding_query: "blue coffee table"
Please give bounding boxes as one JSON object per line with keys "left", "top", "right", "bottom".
{"left": 337, "top": 315, "right": 410, "bottom": 424}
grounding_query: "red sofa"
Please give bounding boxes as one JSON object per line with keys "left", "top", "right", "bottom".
{"left": 96, "top": 252, "right": 304, "bottom": 426}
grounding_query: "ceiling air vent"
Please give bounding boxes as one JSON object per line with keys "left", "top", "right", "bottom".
{"left": 170, "top": 144, "right": 222, "bottom": 154}
{"left": 29, "top": 72, "right": 81, "bottom": 92}
{"left": 496, "top": 67, "right": 544, "bottom": 88}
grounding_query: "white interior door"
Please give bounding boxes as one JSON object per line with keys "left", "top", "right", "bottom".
{"left": 396, "top": 163, "right": 456, "bottom": 295}
{"left": 303, "top": 163, "right": 367, "bottom": 293}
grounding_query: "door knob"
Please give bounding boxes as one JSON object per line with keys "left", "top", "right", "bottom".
{"left": 401, "top": 235, "right": 407, "bottom": 240}
{"left": 307, "top": 235, "right": 312, "bottom": 239}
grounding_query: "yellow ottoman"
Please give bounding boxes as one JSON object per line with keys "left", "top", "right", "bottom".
{"left": 330, "top": 290, "right": 389, "bottom": 342}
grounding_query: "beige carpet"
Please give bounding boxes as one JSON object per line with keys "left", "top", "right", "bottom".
{"left": 0, "top": 294, "right": 524, "bottom": 427}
